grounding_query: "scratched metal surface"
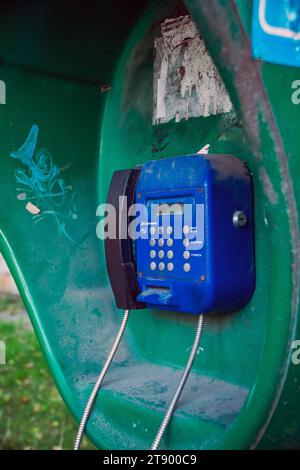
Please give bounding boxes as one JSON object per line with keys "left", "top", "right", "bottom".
{"left": 0, "top": 0, "right": 299, "bottom": 450}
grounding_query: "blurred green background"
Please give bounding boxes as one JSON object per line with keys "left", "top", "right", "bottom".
{"left": 0, "top": 294, "right": 94, "bottom": 450}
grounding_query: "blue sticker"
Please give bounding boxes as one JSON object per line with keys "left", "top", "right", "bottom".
{"left": 252, "top": 0, "right": 300, "bottom": 68}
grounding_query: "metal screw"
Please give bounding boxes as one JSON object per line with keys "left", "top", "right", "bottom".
{"left": 233, "top": 211, "right": 247, "bottom": 228}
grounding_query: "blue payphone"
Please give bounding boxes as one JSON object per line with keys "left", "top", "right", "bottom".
{"left": 105, "top": 154, "right": 255, "bottom": 315}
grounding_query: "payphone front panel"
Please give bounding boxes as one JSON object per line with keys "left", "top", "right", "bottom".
{"left": 104, "top": 154, "right": 255, "bottom": 315}
{"left": 135, "top": 155, "right": 255, "bottom": 314}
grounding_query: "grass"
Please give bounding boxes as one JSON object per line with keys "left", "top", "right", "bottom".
{"left": 0, "top": 295, "right": 25, "bottom": 315}
{"left": 0, "top": 296, "right": 94, "bottom": 450}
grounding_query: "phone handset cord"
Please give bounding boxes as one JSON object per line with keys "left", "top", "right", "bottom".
{"left": 74, "top": 310, "right": 203, "bottom": 450}
{"left": 151, "top": 314, "right": 204, "bottom": 450}
{"left": 74, "top": 309, "right": 130, "bottom": 450}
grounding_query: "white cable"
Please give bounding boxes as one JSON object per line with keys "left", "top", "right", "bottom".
{"left": 74, "top": 309, "right": 130, "bottom": 450}
{"left": 151, "top": 314, "right": 204, "bottom": 450}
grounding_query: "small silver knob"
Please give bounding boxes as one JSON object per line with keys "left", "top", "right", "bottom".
{"left": 233, "top": 211, "right": 247, "bottom": 228}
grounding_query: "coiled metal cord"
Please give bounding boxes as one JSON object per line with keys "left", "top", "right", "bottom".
{"left": 74, "top": 309, "right": 130, "bottom": 450}
{"left": 151, "top": 314, "right": 204, "bottom": 450}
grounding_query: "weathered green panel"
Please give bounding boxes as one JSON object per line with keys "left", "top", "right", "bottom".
{"left": 0, "top": 0, "right": 299, "bottom": 449}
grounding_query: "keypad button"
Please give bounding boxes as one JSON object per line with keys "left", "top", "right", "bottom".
{"left": 158, "top": 250, "right": 164, "bottom": 259}
{"left": 183, "top": 263, "right": 191, "bottom": 272}
{"left": 183, "top": 225, "right": 190, "bottom": 235}
{"left": 183, "top": 238, "right": 190, "bottom": 247}
{"left": 150, "top": 262, "right": 156, "bottom": 270}
{"left": 150, "top": 250, "right": 156, "bottom": 259}
{"left": 167, "top": 250, "right": 174, "bottom": 259}
{"left": 158, "top": 226, "right": 164, "bottom": 235}
{"left": 167, "top": 263, "right": 174, "bottom": 271}
{"left": 167, "top": 238, "right": 173, "bottom": 247}
{"left": 166, "top": 226, "right": 173, "bottom": 235}
{"left": 158, "top": 238, "right": 164, "bottom": 247}
{"left": 159, "top": 262, "right": 165, "bottom": 271}
{"left": 150, "top": 226, "right": 156, "bottom": 235}
{"left": 183, "top": 250, "right": 190, "bottom": 260}
{"left": 150, "top": 239, "right": 156, "bottom": 247}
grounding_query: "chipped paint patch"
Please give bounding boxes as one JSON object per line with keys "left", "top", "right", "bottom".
{"left": 0, "top": 80, "right": 6, "bottom": 105}
{"left": 17, "top": 192, "right": 27, "bottom": 200}
{"left": 26, "top": 201, "right": 41, "bottom": 215}
{"left": 198, "top": 144, "right": 210, "bottom": 154}
{"left": 153, "top": 15, "right": 233, "bottom": 124}
{"left": 101, "top": 83, "right": 111, "bottom": 93}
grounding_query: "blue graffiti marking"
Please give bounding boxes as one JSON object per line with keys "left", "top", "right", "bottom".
{"left": 10, "top": 124, "right": 78, "bottom": 243}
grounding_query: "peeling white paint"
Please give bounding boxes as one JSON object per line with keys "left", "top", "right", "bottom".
{"left": 26, "top": 202, "right": 41, "bottom": 215}
{"left": 198, "top": 144, "right": 210, "bottom": 155}
{"left": 0, "top": 80, "right": 6, "bottom": 105}
{"left": 153, "top": 16, "right": 233, "bottom": 124}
